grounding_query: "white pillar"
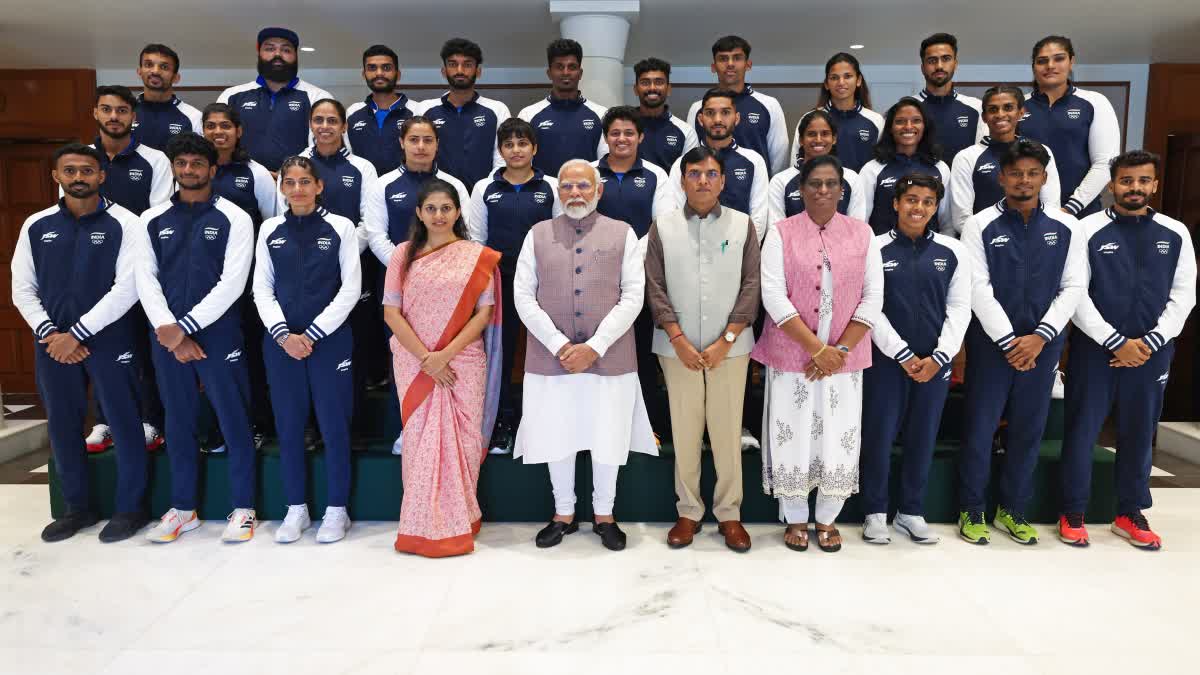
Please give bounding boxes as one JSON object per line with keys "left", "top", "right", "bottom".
{"left": 549, "top": 1, "right": 639, "bottom": 109}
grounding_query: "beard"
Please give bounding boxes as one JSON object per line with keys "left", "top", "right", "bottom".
{"left": 1008, "top": 191, "right": 1036, "bottom": 202}
{"left": 1117, "top": 192, "right": 1147, "bottom": 211}
{"left": 63, "top": 182, "right": 99, "bottom": 199}
{"left": 97, "top": 120, "right": 131, "bottom": 139}
{"left": 446, "top": 73, "right": 476, "bottom": 91}
{"left": 176, "top": 175, "right": 211, "bottom": 191}
{"left": 368, "top": 76, "right": 397, "bottom": 94}
{"left": 563, "top": 193, "right": 601, "bottom": 220}
{"left": 639, "top": 92, "right": 665, "bottom": 109}
{"left": 926, "top": 69, "right": 953, "bottom": 87}
{"left": 257, "top": 56, "right": 299, "bottom": 83}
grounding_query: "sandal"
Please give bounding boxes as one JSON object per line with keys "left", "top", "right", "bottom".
{"left": 815, "top": 524, "right": 842, "bottom": 553}
{"left": 783, "top": 524, "right": 809, "bottom": 552}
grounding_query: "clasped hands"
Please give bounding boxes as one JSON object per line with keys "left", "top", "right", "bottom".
{"left": 670, "top": 335, "right": 733, "bottom": 372}
{"left": 155, "top": 323, "right": 206, "bottom": 363}
{"left": 555, "top": 342, "right": 600, "bottom": 374}
{"left": 39, "top": 332, "right": 89, "bottom": 364}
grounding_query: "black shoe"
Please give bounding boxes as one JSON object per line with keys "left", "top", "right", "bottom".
{"left": 593, "top": 521, "right": 627, "bottom": 551}
{"left": 98, "top": 512, "right": 150, "bottom": 543}
{"left": 304, "top": 428, "right": 323, "bottom": 453}
{"left": 252, "top": 431, "right": 267, "bottom": 451}
{"left": 41, "top": 511, "right": 99, "bottom": 542}
{"left": 535, "top": 519, "right": 578, "bottom": 548}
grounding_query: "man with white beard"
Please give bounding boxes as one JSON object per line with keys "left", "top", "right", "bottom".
{"left": 512, "top": 159, "right": 657, "bottom": 551}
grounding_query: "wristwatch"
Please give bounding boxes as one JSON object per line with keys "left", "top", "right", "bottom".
{"left": 723, "top": 331, "right": 737, "bottom": 344}
{"left": 835, "top": 344, "right": 850, "bottom": 353}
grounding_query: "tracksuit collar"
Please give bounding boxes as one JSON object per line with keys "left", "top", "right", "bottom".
{"left": 57, "top": 197, "right": 112, "bottom": 222}
{"left": 919, "top": 88, "right": 959, "bottom": 104}
{"left": 93, "top": 136, "right": 141, "bottom": 160}
{"left": 256, "top": 75, "right": 299, "bottom": 92}
{"left": 285, "top": 205, "right": 329, "bottom": 224}
{"left": 597, "top": 154, "right": 643, "bottom": 174}
{"left": 490, "top": 166, "right": 545, "bottom": 187}
{"left": 439, "top": 91, "right": 480, "bottom": 109}
{"left": 366, "top": 92, "right": 409, "bottom": 113}
{"left": 135, "top": 93, "right": 182, "bottom": 108}
{"left": 1106, "top": 207, "right": 1157, "bottom": 225}
{"left": 547, "top": 93, "right": 587, "bottom": 109}
{"left": 888, "top": 225, "right": 936, "bottom": 243}
{"left": 824, "top": 100, "right": 864, "bottom": 117}
{"left": 309, "top": 144, "right": 351, "bottom": 162}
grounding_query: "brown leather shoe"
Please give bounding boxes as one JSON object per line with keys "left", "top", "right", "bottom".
{"left": 718, "top": 520, "right": 751, "bottom": 552}
{"left": 667, "top": 517, "right": 701, "bottom": 548}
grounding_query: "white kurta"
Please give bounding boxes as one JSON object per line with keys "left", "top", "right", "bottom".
{"left": 511, "top": 220, "right": 658, "bottom": 465}
{"left": 759, "top": 231, "right": 881, "bottom": 500}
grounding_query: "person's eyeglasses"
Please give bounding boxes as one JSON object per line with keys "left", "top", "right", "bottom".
{"left": 805, "top": 179, "right": 841, "bottom": 191}
{"left": 685, "top": 169, "right": 721, "bottom": 181}
{"left": 559, "top": 181, "right": 593, "bottom": 192}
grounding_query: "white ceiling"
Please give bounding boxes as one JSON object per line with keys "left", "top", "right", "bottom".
{"left": 1, "top": 0, "right": 1198, "bottom": 70}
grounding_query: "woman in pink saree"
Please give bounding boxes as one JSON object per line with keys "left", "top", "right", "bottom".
{"left": 383, "top": 179, "right": 502, "bottom": 557}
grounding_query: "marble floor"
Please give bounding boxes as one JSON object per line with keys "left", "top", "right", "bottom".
{"left": 1, "top": 484, "right": 1197, "bottom": 675}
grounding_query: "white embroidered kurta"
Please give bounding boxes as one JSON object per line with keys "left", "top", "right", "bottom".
{"left": 512, "top": 224, "right": 658, "bottom": 465}
{"left": 759, "top": 230, "right": 882, "bottom": 499}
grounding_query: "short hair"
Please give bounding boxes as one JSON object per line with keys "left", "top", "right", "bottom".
{"left": 799, "top": 154, "right": 844, "bottom": 185}
{"left": 894, "top": 172, "right": 945, "bottom": 202}
{"left": 53, "top": 143, "right": 103, "bottom": 168}
{"left": 497, "top": 117, "right": 537, "bottom": 146}
{"left": 633, "top": 57, "right": 671, "bottom": 81}
{"left": 139, "top": 43, "right": 180, "bottom": 72}
{"left": 601, "top": 106, "right": 642, "bottom": 135}
{"left": 309, "top": 98, "right": 346, "bottom": 123}
{"left": 279, "top": 154, "right": 322, "bottom": 183}
{"left": 920, "top": 33, "right": 958, "bottom": 59}
{"left": 362, "top": 44, "right": 398, "bottom": 69}
{"left": 711, "top": 35, "right": 751, "bottom": 59}
{"left": 680, "top": 146, "right": 724, "bottom": 175}
{"left": 441, "top": 38, "right": 483, "bottom": 65}
{"left": 546, "top": 39, "right": 583, "bottom": 67}
{"left": 998, "top": 138, "right": 1051, "bottom": 170}
{"left": 701, "top": 88, "right": 737, "bottom": 110}
{"left": 95, "top": 85, "right": 136, "bottom": 108}
{"left": 1109, "top": 150, "right": 1160, "bottom": 179}
{"left": 981, "top": 85, "right": 1026, "bottom": 110}
{"left": 164, "top": 132, "right": 218, "bottom": 166}
{"left": 558, "top": 158, "right": 600, "bottom": 185}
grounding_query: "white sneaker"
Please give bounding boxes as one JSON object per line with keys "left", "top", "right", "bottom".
{"left": 145, "top": 508, "right": 200, "bottom": 543}
{"left": 894, "top": 513, "right": 940, "bottom": 544}
{"left": 391, "top": 433, "right": 403, "bottom": 456}
{"left": 85, "top": 424, "right": 112, "bottom": 452}
{"left": 143, "top": 423, "right": 164, "bottom": 450}
{"left": 316, "top": 506, "right": 351, "bottom": 543}
{"left": 1051, "top": 369, "right": 1065, "bottom": 399}
{"left": 274, "top": 504, "right": 311, "bottom": 543}
{"left": 862, "top": 512, "right": 891, "bottom": 544}
{"left": 740, "top": 427, "right": 760, "bottom": 451}
{"left": 221, "top": 508, "right": 257, "bottom": 542}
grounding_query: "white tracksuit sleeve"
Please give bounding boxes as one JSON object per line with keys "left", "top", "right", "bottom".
{"left": 466, "top": 178, "right": 488, "bottom": 243}
{"left": 253, "top": 162, "right": 278, "bottom": 221}
{"left": 1041, "top": 147, "right": 1062, "bottom": 211}
{"left": 749, "top": 158, "right": 769, "bottom": 242}
{"left": 851, "top": 235, "right": 884, "bottom": 329}
{"left": 936, "top": 162, "right": 952, "bottom": 235}
{"left": 177, "top": 209, "right": 253, "bottom": 335}
{"left": 70, "top": 212, "right": 142, "bottom": 342}
{"left": 788, "top": 122, "right": 801, "bottom": 175}
{"left": 362, "top": 176, "right": 395, "bottom": 266}
{"left": 148, "top": 153, "right": 174, "bottom": 209}
{"left": 304, "top": 219, "right": 362, "bottom": 342}
{"left": 513, "top": 229, "right": 571, "bottom": 356}
{"left": 858, "top": 161, "right": 882, "bottom": 225}
{"left": 870, "top": 309, "right": 912, "bottom": 362}
{"left": 767, "top": 173, "right": 787, "bottom": 231}
{"left": 1032, "top": 216, "right": 1087, "bottom": 343}
{"left": 1146, "top": 227, "right": 1198, "bottom": 352}
{"left": 585, "top": 227, "right": 645, "bottom": 358}
{"left": 948, "top": 152, "right": 976, "bottom": 237}
{"left": 667, "top": 159, "right": 686, "bottom": 212}
{"left": 933, "top": 238, "right": 972, "bottom": 366}
{"left": 766, "top": 98, "right": 789, "bottom": 175}
{"left": 548, "top": 176, "right": 565, "bottom": 217}
{"left": 10, "top": 216, "right": 56, "bottom": 338}
{"left": 1065, "top": 93, "right": 1120, "bottom": 216}
{"left": 134, "top": 216, "right": 177, "bottom": 330}
{"left": 252, "top": 219, "right": 290, "bottom": 342}
{"left": 960, "top": 214, "right": 1016, "bottom": 349}
{"left": 845, "top": 169, "right": 867, "bottom": 222}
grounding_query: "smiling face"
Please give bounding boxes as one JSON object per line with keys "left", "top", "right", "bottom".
{"left": 800, "top": 116, "right": 836, "bottom": 159}
{"left": 921, "top": 43, "right": 957, "bottom": 88}
{"left": 605, "top": 119, "right": 642, "bottom": 161}
{"left": 635, "top": 69, "right": 670, "bottom": 109}
{"left": 138, "top": 51, "right": 179, "bottom": 92}
{"left": 172, "top": 153, "right": 216, "bottom": 191}
{"left": 310, "top": 102, "right": 345, "bottom": 149}
{"left": 280, "top": 164, "right": 323, "bottom": 210}
{"left": 999, "top": 157, "right": 1048, "bottom": 203}
{"left": 891, "top": 105, "right": 925, "bottom": 154}
{"left": 1111, "top": 163, "right": 1158, "bottom": 213}
{"left": 417, "top": 190, "right": 460, "bottom": 238}
{"left": 982, "top": 92, "right": 1023, "bottom": 140}
{"left": 94, "top": 95, "right": 134, "bottom": 140}
{"left": 824, "top": 61, "right": 861, "bottom": 106}
{"left": 203, "top": 113, "right": 242, "bottom": 155}
{"left": 53, "top": 154, "right": 104, "bottom": 200}
{"left": 1033, "top": 41, "right": 1073, "bottom": 90}
{"left": 363, "top": 55, "right": 398, "bottom": 94}
{"left": 547, "top": 55, "right": 582, "bottom": 96}
{"left": 800, "top": 164, "right": 843, "bottom": 213}
{"left": 893, "top": 184, "right": 939, "bottom": 231}
{"left": 712, "top": 49, "right": 750, "bottom": 89}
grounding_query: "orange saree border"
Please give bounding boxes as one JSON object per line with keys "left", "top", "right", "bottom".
{"left": 393, "top": 519, "right": 483, "bottom": 558}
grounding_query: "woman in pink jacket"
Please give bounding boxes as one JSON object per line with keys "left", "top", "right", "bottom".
{"left": 752, "top": 154, "right": 883, "bottom": 553}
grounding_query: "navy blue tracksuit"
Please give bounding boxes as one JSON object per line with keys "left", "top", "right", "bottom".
{"left": 860, "top": 154, "right": 950, "bottom": 235}
{"left": 1061, "top": 209, "right": 1196, "bottom": 515}
{"left": 136, "top": 195, "right": 256, "bottom": 511}
{"left": 423, "top": 91, "right": 510, "bottom": 189}
{"left": 345, "top": 94, "right": 420, "bottom": 177}
{"left": 255, "top": 208, "right": 361, "bottom": 507}
{"left": 517, "top": 94, "right": 607, "bottom": 178}
{"left": 132, "top": 94, "right": 201, "bottom": 151}
{"left": 217, "top": 76, "right": 333, "bottom": 172}
{"left": 638, "top": 106, "right": 697, "bottom": 171}
{"left": 861, "top": 229, "right": 970, "bottom": 515}
{"left": 958, "top": 202, "right": 1086, "bottom": 515}
{"left": 13, "top": 200, "right": 147, "bottom": 514}
{"left": 917, "top": 89, "right": 983, "bottom": 164}
{"left": 822, "top": 101, "right": 883, "bottom": 173}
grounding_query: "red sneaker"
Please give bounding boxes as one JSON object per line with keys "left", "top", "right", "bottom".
{"left": 143, "top": 424, "right": 165, "bottom": 452}
{"left": 84, "top": 424, "right": 112, "bottom": 453}
{"left": 1058, "top": 513, "right": 1089, "bottom": 547}
{"left": 1112, "top": 512, "right": 1162, "bottom": 550}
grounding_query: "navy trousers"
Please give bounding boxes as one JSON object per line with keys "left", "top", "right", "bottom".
{"left": 152, "top": 313, "right": 255, "bottom": 511}
{"left": 263, "top": 326, "right": 355, "bottom": 508}
{"left": 37, "top": 323, "right": 147, "bottom": 514}
{"left": 1060, "top": 336, "right": 1173, "bottom": 515}
{"left": 958, "top": 325, "right": 1064, "bottom": 515}
{"left": 860, "top": 348, "right": 952, "bottom": 516}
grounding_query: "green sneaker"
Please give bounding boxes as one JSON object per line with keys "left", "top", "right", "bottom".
{"left": 994, "top": 506, "right": 1038, "bottom": 545}
{"left": 958, "top": 510, "right": 990, "bottom": 545}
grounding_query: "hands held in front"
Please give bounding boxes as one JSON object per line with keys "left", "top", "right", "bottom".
{"left": 421, "top": 350, "right": 457, "bottom": 387}
{"left": 901, "top": 356, "right": 942, "bottom": 383}
{"left": 40, "top": 332, "right": 90, "bottom": 364}
{"left": 557, "top": 343, "right": 599, "bottom": 374}
{"left": 805, "top": 344, "right": 847, "bottom": 381}
{"left": 671, "top": 335, "right": 734, "bottom": 372}
{"left": 1109, "top": 338, "right": 1152, "bottom": 368}
{"left": 281, "top": 334, "right": 313, "bottom": 361}
{"left": 153, "top": 322, "right": 207, "bottom": 363}
{"left": 1005, "top": 335, "right": 1045, "bottom": 371}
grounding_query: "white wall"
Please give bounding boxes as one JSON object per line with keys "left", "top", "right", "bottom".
{"left": 99, "top": 62, "right": 1148, "bottom": 149}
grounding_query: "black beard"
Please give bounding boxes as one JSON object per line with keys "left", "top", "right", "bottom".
{"left": 1118, "top": 193, "right": 1147, "bottom": 210}
{"left": 1008, "top": 192, "right": 1036, "bottom": 202}
{"left": 98, "top": 121, "right": 131, "bottom": 139}
{"left": 704, "top": 128, "right": 731, "bottom": 142}
{"left": 143, "top": 78, "right": 170, "bottom": 92}
{"left": 64, "top": 183, "right": 99, "bottom": 199}
{"left": 177, "top": 176, "right": 211, "bottom": 191}
{"left": 639, "top": 95, "right": 665, "bottom": 109}
{"left": 447, "top": 75, "right": 476, "bottom": 91}
{"left": 367, "top": 78, "right": 397, "bottom": 94}
{"left": 257, "top": 57, "right": 298, "bottom": 84}
{"left": 926, "top": 71, "right": 953, "bottom": 87}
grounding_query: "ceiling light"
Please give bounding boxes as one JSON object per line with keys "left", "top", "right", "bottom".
{"left": 301, "top": 47, "right": 316, "bottom": 52}
{"left": 850, "top": 44, "right": 864, "bottom": 50}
